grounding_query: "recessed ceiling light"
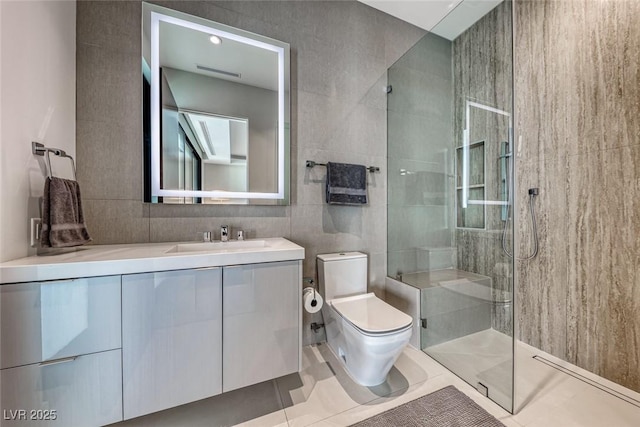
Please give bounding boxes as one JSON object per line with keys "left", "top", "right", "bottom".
{"left": 209, "top": 35, "right": 222, "bottom": 45}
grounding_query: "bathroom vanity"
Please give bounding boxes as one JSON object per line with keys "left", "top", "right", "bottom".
{"left": 0, "top": 238, "right": 304, "bottom": 426}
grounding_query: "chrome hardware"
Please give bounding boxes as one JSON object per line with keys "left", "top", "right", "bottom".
{"left": 310, "top": 322, "right": 324, "bottom": 332}
{"left": 477, "top": 382, "right": 489, "bottom": 397}
{"left": 32, "top": 141, "right": 77, "bottom": 180}
{"left": 305, "top": 160, "right": 380, "bottom": 173}
{"left": 221, "top": 225, "right": 229, "bottom": 242}
{"left": 236, "top": 230, "right": 245, "bottom": 241}
{"left": 202, "top": 231, "right": 212, "bottom": 242}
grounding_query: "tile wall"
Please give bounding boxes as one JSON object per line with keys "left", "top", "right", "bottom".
{"left": 452, "top": 1, "right": 513, "bottom": 335}
{"left": 515, "top": 0, "right": 640, "bottom": 392}
{"left": 75, "top": 0, "right": 425, "bottom": 345}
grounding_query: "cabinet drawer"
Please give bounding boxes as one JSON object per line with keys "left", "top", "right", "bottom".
{"left": 0, "top": 276, "right": 121, "bottom": 369}
{"left": 0, "top": 349, "right": 123, "bottom": 427}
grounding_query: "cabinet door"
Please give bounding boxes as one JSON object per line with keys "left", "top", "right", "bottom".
{"left": 122, "top": 267, "right": 222, "bottom": 420}
{"left": 223, "top": 261, "right": 300, "bottom": 392}
{"left": 0, "top": 276, "right": 121, "bottom": 370}
{"left": 1, "top": 349, "right": 122, "bottom": 427}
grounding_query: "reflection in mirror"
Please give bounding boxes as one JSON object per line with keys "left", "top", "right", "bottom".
{"left": 142, "top": 3, "right": 289, "bottom": 204}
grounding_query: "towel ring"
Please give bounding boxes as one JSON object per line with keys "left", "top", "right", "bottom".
{"left": 32, "top": 142, "right": 77, "bottom": 180}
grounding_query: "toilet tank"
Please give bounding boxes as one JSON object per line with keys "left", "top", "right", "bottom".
{"left": 317, "top": 252, "right": 368, "bottom": 301}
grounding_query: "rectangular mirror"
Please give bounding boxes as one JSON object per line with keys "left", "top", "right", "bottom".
{"left": 142, "top": 3, "right": 290, "bottom": 204}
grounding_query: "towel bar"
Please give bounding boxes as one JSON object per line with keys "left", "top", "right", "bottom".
{"left": 306, "top": 160, "right": 380, "bottom": 173}
{"left": 32, "top": 141, "right": 77, "bottom": 180}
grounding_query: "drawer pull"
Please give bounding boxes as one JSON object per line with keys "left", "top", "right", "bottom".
{"left": 39, "top": 356, "right": 79, "bottom": 367}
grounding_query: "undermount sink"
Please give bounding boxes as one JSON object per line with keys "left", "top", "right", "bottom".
{"left": 166, "top": 239, "right": 268, "bottom": 254}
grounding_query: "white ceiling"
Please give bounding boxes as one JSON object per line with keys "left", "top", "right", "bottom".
{"left": 358, "top": 0, "right": 503, "bottom": 40}
{"left": 155, "top": 0, "right": 503, "bottom": 90}
{"left": 159, "top": 21, "right": 279, "bottom": 91}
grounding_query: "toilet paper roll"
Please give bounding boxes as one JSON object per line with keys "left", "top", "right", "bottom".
{"left": 303, "top": 287, "right": 323, "bottom": 313}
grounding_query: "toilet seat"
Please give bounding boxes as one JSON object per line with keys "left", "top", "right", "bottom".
{"left": 329, "top": 293, "right": 412, "bottom": 336}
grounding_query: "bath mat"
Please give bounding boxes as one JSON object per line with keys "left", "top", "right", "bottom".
{"left": 349, "top": 385, "right": 505, "bottom": 427}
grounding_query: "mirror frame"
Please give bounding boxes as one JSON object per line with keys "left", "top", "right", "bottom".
{"left": 144, "top": 3, "right": 290, "bottom": 202}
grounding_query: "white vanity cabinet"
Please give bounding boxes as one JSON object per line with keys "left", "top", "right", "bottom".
{"left": 122, "top": 267, "right": 223, "bottom": 420}
{"left": 0, "top": 237, "right": 304, "bottom": 424}
{"left": 222, "top": 260, "right": 301, "bottom": 392}
{"left": 0, "top": 276, "right": 123, "bottom": 427}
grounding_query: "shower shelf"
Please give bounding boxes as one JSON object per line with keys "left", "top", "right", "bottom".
{"left": 455, "top": 140, "right": 486, "bottom": 229}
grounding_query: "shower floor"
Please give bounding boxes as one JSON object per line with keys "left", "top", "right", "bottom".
{"left": 424, "top": 328, "right": 513, "bottom": 410}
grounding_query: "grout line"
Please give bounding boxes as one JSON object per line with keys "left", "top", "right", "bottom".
{"left": 532, "top": 355, "right": 640, "bottom": 409}
{"left": 273, "top": 379, "right": 292, "bottom": 426}
{"left": 303, "top": 349, "right": 452, "bottom": 426}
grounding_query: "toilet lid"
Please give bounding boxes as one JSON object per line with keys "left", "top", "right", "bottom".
{"left": 330, "top": 293, "right": 412, "bottom": 334}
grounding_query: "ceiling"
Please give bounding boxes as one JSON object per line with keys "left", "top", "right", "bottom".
{"left": 155, "top": 0, "right": 503, "bottom": 90}
{"left": 159, "top": 20, "right": 279, "bottom": 91}
{"left": 358, "top": 0, "right": 503, "bottom": 40}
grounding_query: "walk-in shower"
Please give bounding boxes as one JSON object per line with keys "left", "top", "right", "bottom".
{"left": 385, "top": 0, "right": 517, "bottom": 413}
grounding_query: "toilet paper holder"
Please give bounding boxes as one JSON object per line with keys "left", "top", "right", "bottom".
{"left": 303, "top": 276, "right": 319, "bottom": 307}
{"left": 303, "top": 277, "right": 324, "bottom": 314}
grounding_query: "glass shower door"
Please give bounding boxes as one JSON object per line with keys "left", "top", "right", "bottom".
{"left": 386, "top": 0, "right": 515, "bottom": 413}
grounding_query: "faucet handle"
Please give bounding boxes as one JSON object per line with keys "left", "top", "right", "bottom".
{"left": 202, "top": 231, "right": 212, "bottom": 242}
{"left": 236, "top": 230, "right": 245, "bottom": 241}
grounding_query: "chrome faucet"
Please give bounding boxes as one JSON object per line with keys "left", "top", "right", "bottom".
{"left": 220, "top": 225, "right": 229, "bottom": 242}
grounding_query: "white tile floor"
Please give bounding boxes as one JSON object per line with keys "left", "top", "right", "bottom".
{"left": 115, "top": 337, "right": 640, "bottom": 427}
{"left": 426, "top": 329, "right": 514, "bottom": 410}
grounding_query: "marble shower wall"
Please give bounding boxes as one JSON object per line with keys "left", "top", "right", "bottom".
{"left": 76, "top": 1, "right": 425, "bottom": 346}
{"left": 515, "top": 0, "right": 640, "bottom": 392}
{"left": 452, "top": 2, "right": 513, "bottom": 335}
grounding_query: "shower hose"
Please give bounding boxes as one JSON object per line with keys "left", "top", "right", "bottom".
{"left": 502, "top": 188, "right": 539, "bottom": 260}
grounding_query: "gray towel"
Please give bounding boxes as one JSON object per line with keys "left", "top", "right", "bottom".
{"left": 40, "top": 177, "right": 92, "bottom": 248}
{"left": 326, "top": 162, "right": 368, "bottom": 205}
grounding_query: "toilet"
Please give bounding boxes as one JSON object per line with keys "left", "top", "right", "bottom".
{"left": 317, "top": 252, "right": 413, "bottom": 386}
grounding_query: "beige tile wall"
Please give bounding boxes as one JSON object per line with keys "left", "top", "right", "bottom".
{"left": 515, "top": 0, "right": 640, "bottom": 392}
{"left": 452, "top": 1, "right": 514, "bottom": 335}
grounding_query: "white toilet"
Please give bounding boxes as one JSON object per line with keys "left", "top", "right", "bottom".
{"left": 318, "top": 252, "right": 413, "bottom": 386}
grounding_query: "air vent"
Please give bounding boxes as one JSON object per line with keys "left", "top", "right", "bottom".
{"left": 196, "top": 64, "right": 241, "bottom": 78}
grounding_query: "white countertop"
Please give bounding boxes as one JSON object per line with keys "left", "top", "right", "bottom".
{"left": 0, "top": 238, "right": 305, "bottom": 284}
